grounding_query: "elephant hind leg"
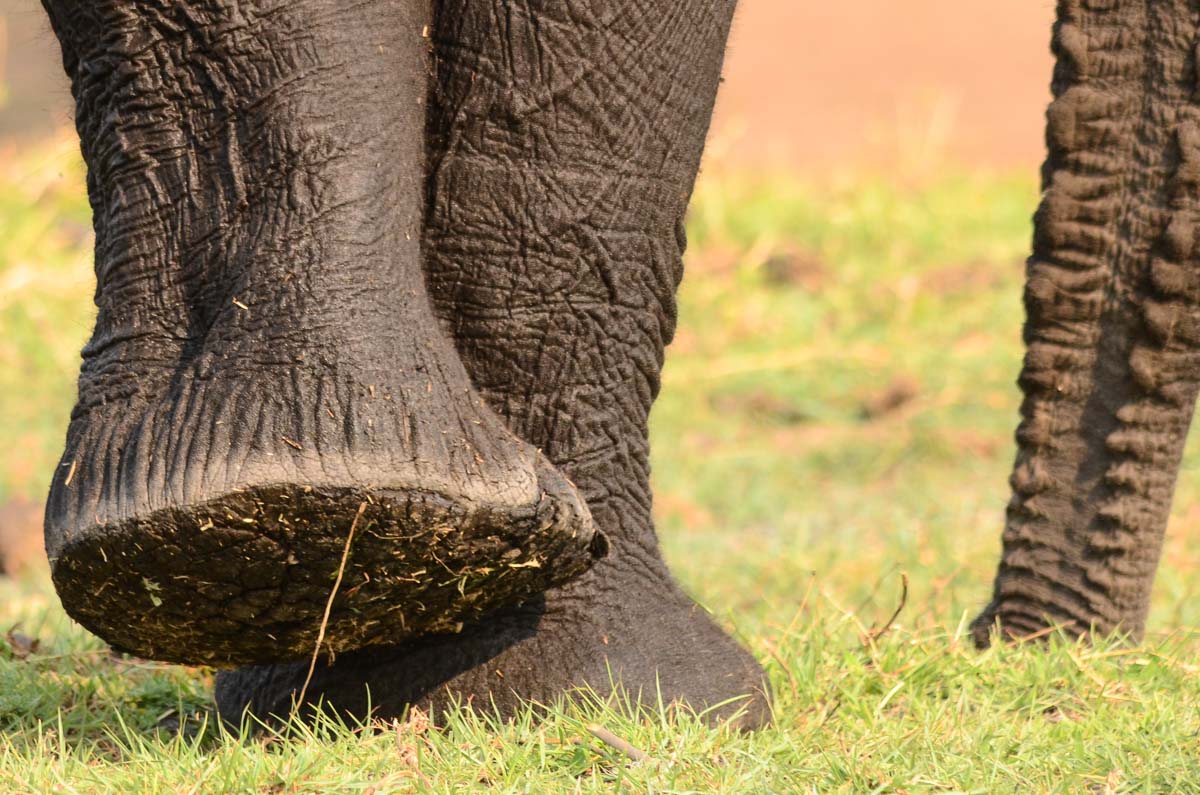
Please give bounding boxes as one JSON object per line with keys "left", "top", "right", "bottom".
{"left": 42, "top": 0, "right": 603, "bottom": 667}
{"left": 973, "top": 0, "right": 1200, "bottom": 645}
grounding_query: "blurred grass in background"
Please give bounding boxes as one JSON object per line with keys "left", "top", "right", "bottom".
{"left": 0, "top": 132, "right": 91, "bottom": 506}
{"left": 4, "top": 135, "right": 1200, "bottom": 791}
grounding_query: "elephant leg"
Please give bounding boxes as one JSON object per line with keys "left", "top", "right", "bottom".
{"left": 40, "top": 0, "right": 603, "bottom": 667}
{"left": 215, "top": 0, "right": 771, "bottom": 729}
{"left": 973, "top": 0, "right": 1200, "bottom": 644}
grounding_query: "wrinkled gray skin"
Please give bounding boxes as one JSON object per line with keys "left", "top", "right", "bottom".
{"left": 39, "top": 0, "right": 1200, "bottom": 731}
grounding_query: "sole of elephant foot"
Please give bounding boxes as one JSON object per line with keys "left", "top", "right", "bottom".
{"left": 51, "top": 469, "right": 606, "bottom": 667}
{"left": 213, "top": 565, "right": 771, "bottom": 731}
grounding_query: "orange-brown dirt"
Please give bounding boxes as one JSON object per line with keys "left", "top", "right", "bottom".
{"left": 709, "top": 1, "right": 1055, "bottom": 172}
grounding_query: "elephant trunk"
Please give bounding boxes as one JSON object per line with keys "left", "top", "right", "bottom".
{"left": 974, "top": 0, "right": 1200, "bottom": 644}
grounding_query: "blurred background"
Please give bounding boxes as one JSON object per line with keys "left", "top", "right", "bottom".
{"left": 1, "top": 1, "right": 1055, "bottom": 165}
{"left": 5, "top": 1, "right": 1199, "bottom": 643}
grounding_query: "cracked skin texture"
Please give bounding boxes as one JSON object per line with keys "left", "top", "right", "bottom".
{"left": 40, "top": 0, "right": 603, "bottom": 667}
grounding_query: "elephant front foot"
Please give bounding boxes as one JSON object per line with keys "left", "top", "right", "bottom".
{"left": 47, "top": 287, "right": 604, "bottom": 669}
{"left": 214, "top": 550, "right": 771, "bottom": 731}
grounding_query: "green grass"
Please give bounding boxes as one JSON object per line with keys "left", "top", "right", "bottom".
{"left": 4, "top": 137, "right": 1200, "bottom": 792}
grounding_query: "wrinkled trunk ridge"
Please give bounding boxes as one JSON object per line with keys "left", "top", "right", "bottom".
{"left": 975, "top": 0, "right": 1200, "bottom": 643}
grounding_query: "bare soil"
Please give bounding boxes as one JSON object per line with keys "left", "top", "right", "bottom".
{"left": 709, "top": 1, "right": 1055, "bottom": 172}
{"left": 7, "top": 0, "right": 1055, "bottom": 170}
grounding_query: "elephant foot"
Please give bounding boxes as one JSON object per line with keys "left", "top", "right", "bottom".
{"left": 50, "top": 457, "right": 604, "bottom": 667}
{"left": 48, "top": 374, "right": 605, "bottom": 666}
{"left": 214, "top": 551, "right": 771, "bottom": 731}
{"left": 47, "top": 326, "right": 605, "bottom": 666}
{"left": 46, "top": 204, "right": 605, "bottom": 669}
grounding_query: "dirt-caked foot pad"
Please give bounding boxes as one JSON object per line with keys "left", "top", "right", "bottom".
{"left": 50, "top": 481, "right": 606, "bottom": 666}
